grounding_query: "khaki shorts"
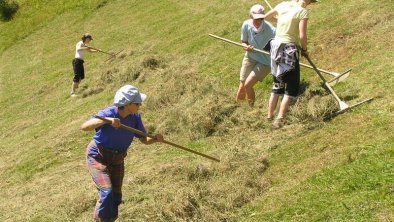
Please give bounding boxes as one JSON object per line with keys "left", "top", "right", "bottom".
{"left": 239, "top": 56, "right": 271, "bottom": 82}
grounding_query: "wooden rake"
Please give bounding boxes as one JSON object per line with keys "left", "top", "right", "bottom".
{"left": 208, "top": 34, "right": 350, "bottom": 85}
{"left": 95, "top": 116, "right": 220, "bottom": 162}
{"left": 86, "top": 46, "right": 123, "bottom": 63}
{"left": 303, "top": 55, "right": 373, "bottom": 116}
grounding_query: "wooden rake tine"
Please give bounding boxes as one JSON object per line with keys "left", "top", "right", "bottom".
{"left": 95, "top": 116, "right": 220, "bottom": 162}
{"left": 104, "top": 49, "right": 124, "bottom": 63}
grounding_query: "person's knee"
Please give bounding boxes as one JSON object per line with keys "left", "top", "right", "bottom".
{"left": 245, "top": 77, "right": 257, "bottom": 90}
{"left": 244, "top": 82, "right": 255, "bottom": 91}
{"left": 284, "top": 95, "right": 297, "bottom": 105}
{"left": 99, "top": 188, "right": 113, "bottom": 202}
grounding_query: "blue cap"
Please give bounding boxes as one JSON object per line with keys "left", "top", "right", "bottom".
{"left": 113, "top": 85, "right": 147, "bottom": 107}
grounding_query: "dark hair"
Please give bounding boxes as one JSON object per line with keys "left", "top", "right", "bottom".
{"left": 81, "top": 33, "right": 92, "bottom": 42}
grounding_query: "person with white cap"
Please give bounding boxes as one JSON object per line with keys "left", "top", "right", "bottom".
{"left": 70, "top": 33, "right": 100, "bottom": 97}
{"left": 236, "top": 4, "right": 276, "bottom": 107}
{"left": 81, "top": 85, "right": 163, "bottom": 222}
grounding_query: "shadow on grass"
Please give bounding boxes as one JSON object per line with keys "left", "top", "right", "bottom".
{"left": 0, "top": 0, "right": 19, "bottom": 21}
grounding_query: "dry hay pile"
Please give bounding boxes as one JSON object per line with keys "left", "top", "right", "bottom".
{"left": 288, "top": 84, "right": 338, "bottom": 124}
{"left": 90, "top": 51, "right": 337, "bottom": 134}
{"left": 123, "top": 141, "right": 272, "bottom": 221}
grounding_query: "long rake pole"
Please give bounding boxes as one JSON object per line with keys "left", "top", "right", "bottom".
{"left": 86, "top": 46, "right": 115, "bottom": 56}
{"left": 95, "top": 116, "right": 220, "bottom": 162}
{"left": 263, "top": 0, "right": 273, "bottom": 10}
{"left": 208, "top": 34, "right": 342, "bottom": 78}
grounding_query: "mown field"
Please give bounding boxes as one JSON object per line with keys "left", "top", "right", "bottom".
{"left": 0, "top": 0, "right": 393, "bottom": 221}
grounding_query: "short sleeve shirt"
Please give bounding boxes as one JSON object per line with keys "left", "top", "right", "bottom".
{"left": 274, "top": 1, "right": 309, "bottom": 45}
{"left": 92, "top": 106, "right": 146, "bottom": 152}
{"left": 75, "top": 41, "right": 86, "bottom": 60}
{"left": 241, "top": 20, "right": 276, "bottom": 65}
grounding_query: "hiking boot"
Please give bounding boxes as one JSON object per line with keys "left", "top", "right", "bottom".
{"left": 273, "top": 118, "right": 285, "bottom": 129}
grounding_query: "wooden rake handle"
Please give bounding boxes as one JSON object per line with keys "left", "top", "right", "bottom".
{"left": 85, "top": 46, "right": 114, "bottom": 56}
{"left": 94, "top": 116, "right": 220, "bottom": 162}
{"left": 208, "top": 34, "right": 342, "bottom": 77}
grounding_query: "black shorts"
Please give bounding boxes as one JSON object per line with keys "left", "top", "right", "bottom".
{"left": 72, "top": 58, "right": 85, "bottom": 82}
{"left": 271, "top": 55, "right": 300, "bottom": 97}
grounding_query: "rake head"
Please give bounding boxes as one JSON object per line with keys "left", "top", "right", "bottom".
{"left": 104, "top": 49, "right": 124, "bottom": 63}
{"left": 333, "top": 98, "right": 374, "bottom": 117}
{"left": 328, "top": 69, "right": 351, "bottom": 86}
{"left": 339, "top": 101, "right": 350, "bottom": 110}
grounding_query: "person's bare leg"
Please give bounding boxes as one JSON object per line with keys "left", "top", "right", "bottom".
{"left": 277, "top": 95, "right": 293, "bottom": 119}
{"left": 273, "top": 95, "right": 294, "bottom": 129}
{"left": 278, "top": 95, "right": 294, "bottom": 118}
{"left": 267, "top": 93, "right": 280, "bottom": 119}
{"left": 244, "top": 75, "right": 258, "bottom": 107}
{"left": 236, "top": 81, "right": 246, "bottom": 102}
{"left": 71, "top": 81, "right": 79, "bottom": 95}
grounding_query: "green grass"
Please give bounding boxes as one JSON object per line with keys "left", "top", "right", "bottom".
{"left": 0, "top": 0, "right": 393, "bottom": 221}
{"left": 239, "top": 136, "right": 394, "bottom": 221}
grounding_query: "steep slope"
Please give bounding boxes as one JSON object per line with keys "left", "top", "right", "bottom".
{"left": 0, "top": 0, "right": 393, "bottom": 221}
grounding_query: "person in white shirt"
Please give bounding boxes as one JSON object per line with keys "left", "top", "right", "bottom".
{"left": 71, "top": 33, "right": 99, "bottom": 97}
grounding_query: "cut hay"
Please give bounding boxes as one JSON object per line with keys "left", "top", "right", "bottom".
{"left": 288, "top": 85, "right": 338, "bottom": 123}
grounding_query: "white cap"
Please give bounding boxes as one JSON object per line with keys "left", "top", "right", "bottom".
{"left": 113, "top": 85, "right": 147, "bottom": 107}
{"left": 250, "top": 4, "right": 265, "bottom": 19}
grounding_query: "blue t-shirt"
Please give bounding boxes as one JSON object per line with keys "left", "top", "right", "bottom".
{"left": 241, "top": 19, "right": 276, "bottom": 65}
{"left": 92, "top": 106, "right": 146, "bottom": 151}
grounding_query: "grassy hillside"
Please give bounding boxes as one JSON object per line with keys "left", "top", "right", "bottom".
{"left": 0, "top": 0, "right": 393, "bottom": 221}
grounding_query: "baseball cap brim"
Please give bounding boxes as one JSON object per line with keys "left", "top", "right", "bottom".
{"left": 252, "top": 14, "right": 264, "bottom": 19}
{"left": 139, "top": 93, "right": 147, "bottom": 103}
{"left": 129, "top": 92, "right": 147, "bottom": 104}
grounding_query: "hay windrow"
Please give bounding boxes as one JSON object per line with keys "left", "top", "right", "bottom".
{"left": 288, "top": 84, "right": 338, "bottom": 123}
{"left": 123, "top": 147, "right": 272, "bottom": 221}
